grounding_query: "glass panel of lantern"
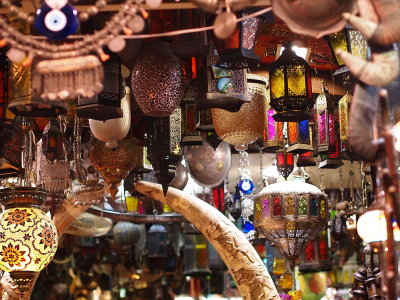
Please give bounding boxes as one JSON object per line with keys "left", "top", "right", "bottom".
{"left": 183, "top": 224, "right": 211, "bottom": 276}
{"left": 214, "top": 12, "right": 261, "bottom": 70}
{"left": 212, "top": 184, "right": 225, "bottom": 212}
{"left": 276, "top": 150, "right": 294, "bottom": 180}
{"left": 338, "top": 92, "right": 353, "bottom": 159}
{"left": 286, "top": 120, "right": 313, "bottom": 154}
{"left": 263, "top": 108, "right": 284, "bottom": 152}
{"left": 299, "top": 230, "right": 330, "bottom": 272}
{"left": 76, "top": 52, "right": 123, "bottom": 121}
{"left": 326, "top": 27, "right": 368, "bottom": 69}
{"left": 316, "top": 83, "right": 336, "bottom": 154}
{"left": 269, "top": 45, "right": 313, "bottom": 122}
{"left": 146, "top": 224, "right": 168, "bottom": 258}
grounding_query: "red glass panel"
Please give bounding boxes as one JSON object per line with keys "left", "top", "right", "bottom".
{"left": 273, "top": 197, "right": 282, "bottom": 216}
{"left": 277, "top": 151, "right": 284, "bottom": 165}
{"left": 328, "top": 113, "right": 336, "bottom": 151}
{"left": 223, "top": 27, "right": 240, "bottom": 49}
{"left": 319, "top": 239, "right": 328, "bottom": 260}
{"left": 286, "top": 153, "right": 294, "bottom": 165}
{"left": 305, "top": 241, "right": 315, "bottom": 261}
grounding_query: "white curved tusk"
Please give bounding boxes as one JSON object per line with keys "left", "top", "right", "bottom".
{"left": 343, "top": 12, "right": 378, "bottom": 40}
{"left": 135, "top": 181, "right": 280, "bottom": 300}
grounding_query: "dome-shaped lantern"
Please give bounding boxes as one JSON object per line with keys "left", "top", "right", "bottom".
{"left": 254, "top": 181, "right": 327, "bottom": 264}
{"left": 112, "top": 222, "right": 141, "bottom": 251}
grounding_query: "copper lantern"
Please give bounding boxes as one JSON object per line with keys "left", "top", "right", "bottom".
{"left": 269, "top": 46, "right": 313, "bottom": 122}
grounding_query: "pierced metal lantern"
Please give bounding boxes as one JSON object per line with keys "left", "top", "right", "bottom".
{"left": 326, "top": 28, "right": 368, "bottom": 69}
{"left": 181, "top": 80, "right": 202, "bottom": 146}
{"left": 263, "top": 108, "right": 284, "bottom": 152}
{"left": 254, "top": 181, "right": 328, "bottom": 263}
{"left": 41, "top": 119, "right": 64, "bottom": 163}
{"left": 286, "top": 120, "right": 313, "bottom": 154}
{"left": 76, "top": 53, "right": 123, "bottom": 121}
{"left": 131, "top": 42, "right": 185, "bottom": 117}
{"left": 212, "top": 73, "right": 268, "bottom": 149}
{"left": 299, "top": 230, "right": 330, "bottom": 272}
{"left": 276, "top": 150, "right": 294, "bottom": 180}
{"left": 269, "top": 46, "right": 313, "bottom": 122}
{"left": 183, "top": 225, "right": 211, "bottom": 277}
{"left": 296, "top": 151, "right": 316, "bottom": 167}
{"left": 215, "top": 12, "right": 261, "bottom": 70}
{"left": 146, "top": 224, "right": 168, "bottom": 258}
{"left": 316, "top": 84, "right": 336, "bottom": 154}
{"left": 112, "top": 222, "right": 141, "bottom": 249}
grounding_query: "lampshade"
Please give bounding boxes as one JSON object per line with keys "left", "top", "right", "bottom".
{"left": 263, "top": 108, "right": 284, "bottom": 151}
{"left": 269, "top": 46, "right": 313, "bottom": 122}
{"left": 286, "top": 120, "right": 313, "bottom": 154}
{"left": 276, "top": 150, "right": 294, "bottom": 180}
{"left": 254, "top": 181, "right": 327, "bottom": 263}
{"left": 326, "top": 28, "right": 368, "bottom": 69}
{"left": 0, "top": 187, "right": 58, "bottom": 292}
{"left": 214, "top": 12, "right": 261, "bottom": 70}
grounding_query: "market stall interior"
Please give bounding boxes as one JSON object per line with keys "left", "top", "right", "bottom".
{"left": 0, "top": 0, "right": 399, "bottom": 299}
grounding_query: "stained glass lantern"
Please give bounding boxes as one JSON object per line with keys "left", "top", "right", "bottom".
{"left": 263, "top": 108, "right": 284, "bottom": 152}
{"left": 269, "top": 46, "right": 313, "bottom": 122}
{"left": 0, "top": 187, "right": 58, "bottom": 294}
{"left": 131, "top": 42, "right": 185, "bottom": 117}
{"left": 286, "top": 120, "right": 313, "bottom": 154}
{"left": 276, "top": 150, "right": 294, "bottom": 180}
{"left": 76, "top": 53, "right": 124, "bottom": 121}
{"left": 296, "top": 151, "right": 316, "bottom": 167}
{"left": 326, "top": 28, "right": 368, "bottom": 70}
{"left": 338, "top": 92, "right": 353, "bottom": 157}
{"left": 183, "top": 224, "right": 211, "bottom": 277}
{"left": 41, "top": 119, "right": 64, "bottom": 163}
{"left": 316, "top": 84, "right": 336, "bottom": 154}
{"left": 212, "top": 73, "right": 268, "bottom": 149}
{"left": 299, "top": 230, "right": 330, "bottom": 272}
{"left": 214, "top": 12, "right": 261, "bottom": 70}
{"left": 254, "top": 181, "right": 328, "bottom": 264}
{"left": 146, "top": 224, "right": 168, "bottom": 258}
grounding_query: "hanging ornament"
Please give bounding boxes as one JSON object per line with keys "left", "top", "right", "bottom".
{"left": 276, "top": 149, "right": 294, "bottom": 180}
{"left": 34, "top": 0, "right": 79, "bottom": 40}
{"left": 112, "top": 222, "right": 141, "bottom": 249}
{"left": 241, "top": 197, "right": 254, "bottom": 220}
{"left": 41, "top": 119, "right": 64, "bottom": 163}
{"left": 263, "top": 108, "right": 284, "bottom": 152}
{"left": 239, "top": 178, "right": 254, "bottom": 195}
{"left": 131, "top": 42, "right": 185, "bottom": 117}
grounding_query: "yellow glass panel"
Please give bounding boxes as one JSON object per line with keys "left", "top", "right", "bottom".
{"left": 125, "top": 196, "right": 139, "bottom": 212}
{"left": 349, "top": 29, "right": 368, "bottom": 60}
{"left": 329, "top": 31, "right": 347, "bottom": 66}
{"left": 287, "top": 65, "right": 306, "bottom": 96}
{"left": 284, "top": 196, "right": 296, "bottom": 215}
{"left": 270, "top": 66, "right": 285, "bottom": 99}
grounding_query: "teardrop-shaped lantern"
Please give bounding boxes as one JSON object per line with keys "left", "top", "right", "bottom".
{"left": 89, "top": 86, "right": 131, "bottom": 149}
{"left": 131, "top": 42, "right": 185, "bottom": 117}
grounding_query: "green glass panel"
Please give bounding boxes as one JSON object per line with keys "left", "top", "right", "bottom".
{"left": 287, "top": 65, "right": 306, "bottom": 96}
{"left": 328, "top": 31, "right": 347, "bottom": 66}
{"left": 270, "top": 66, "right": 285, "bottom": 99}
{"left": 298, "top": 196, "right": 307, "bottom": 215}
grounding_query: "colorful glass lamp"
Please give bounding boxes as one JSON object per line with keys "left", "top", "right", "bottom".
{"left": 263, "top": 108, "right": 284, "bottom": 152}
{"left": 286, "top": 120, "right": 313, "bottom": 154}
{"left": 269, "top": 45, "right": 313, "bottom": 122}
{"left": 276, "top": 150, "right": 294, "bottom": 180}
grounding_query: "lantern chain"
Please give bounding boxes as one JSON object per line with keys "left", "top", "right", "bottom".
{"left": 318, "top": 166, "right": 326, "bottom": 194}
{"left": 361, "top": 162, "right": 369, "bottom": 213}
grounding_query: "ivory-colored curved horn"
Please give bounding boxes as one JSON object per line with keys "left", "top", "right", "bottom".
{"left": 356, "top": 0, "right": 379, "bottom": 22}
{"left": 336, "top": 44, "right": 399, "bottom": 87}
{"left": 135, "top": 181, "right": 280, "bottom": 300}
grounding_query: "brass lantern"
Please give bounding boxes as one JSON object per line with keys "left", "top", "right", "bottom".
{"left": 276, "top": 150, "right": 294, "bottom": 180}
{"left": 0, "top": 187, "right": 58, "bottom": 293}
{"left": 326, "top": 28, "right": 368, "bottom": 70}
{"left": 254, "top": 181, "right": 327, "bottom": 264}
{"left": 263, "top": 108, "right": 284, "bottom": 152}
{"left": 215, "top": 12, "right": 261, "bottom": 70}
{"left": 286, "top": 120, "right": 313, "bottom": 154}
{"left": 269, "top": 46, "right": 313, "bottom": 122}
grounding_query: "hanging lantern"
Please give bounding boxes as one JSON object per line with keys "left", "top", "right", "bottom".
{"left": 0, "top": 125, "right": 22, "bottom": 178}
{"left": 131, "top": 42, "right": 185, "bottom": 117}
{"left": 181, "top": 80, "right": 202, "bottom": 146}
{"left": 76, "top": 53, "right": 124, "bottom": 121}
{"left": 316, "top": 83, "right": 336, "bottom": 154}
{"left": 338, "top": 92, "right": 353, "bottom": 157}
{"left": 112, "top": 222, "right": 141, "bottom": 251}
{"left": 286, "top": 120, "right": 313, "bottom": 154}
{"left": 296, "top": 151, "right": 316, "bottom": 167}
{"left": 212, "top": 184, "right": 225, "bottom": 212}
{"left": 183, "top": 224, "right": 211, "bottom": 277}
{"left": 269, "top": 46, "right": 313, "bottom": 122}
{"left": 299, "top": 230, "right": 330, "bottom": 272}
{"left": 212, "top": 73, "right": 268, "bottom": 149}
{"left": 41, "top": 119, "right": 64, "bottom": 163}
{"left": 184, "top": 136, "right": 231, "bottom": 188}
{"left": 89, "top": 86, "right": 131, "bottom": 149}
{"left": 263, "top": 108, "right": 284, "bottom": 152}
{"left": 90, "top": 135, "right": 140, "bottom": 199}
{"left": 214, "top": 12, "right": 261, "bottom": 70}
{"left": 326, "top": 28, "right": 368, "bottom": 70}
{"left": 276, "top": 150, "right": 294, "bottom": 180}
{"left": 146, "top": 224, "right": 168, "bottom": 258}
{"left": 0, "top": 187, "right": 58, "bottom": 294}
{"left": 254, "top": 181, "right": 328, "bottom": 263}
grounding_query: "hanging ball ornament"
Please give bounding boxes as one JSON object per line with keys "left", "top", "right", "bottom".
{"left": 108, "top": 36, "right": 126, "bottom": 53}
{"left": 241, "top": 197, "right": 254, "bottom": 219}
{"left": 217, "top": 77, "right": 234, "bottom": 94}
{"left": 127, "top": 15, "right": 145, "bottom": 33}
{"left": 213, "top": 11, "right": 237, "bottom": 40}
{"left": 7, "top": 48, "right": 26, "bottom": 63}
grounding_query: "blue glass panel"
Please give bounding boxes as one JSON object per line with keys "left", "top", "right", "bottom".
{"left": 299, "top": 120, "right": 309, "bottom": 143}
{"left": 310, "top": 198, "right": 318, "bottom": 216}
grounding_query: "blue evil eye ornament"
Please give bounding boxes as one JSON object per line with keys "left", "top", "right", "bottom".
{"left": 238, "top": 178, "right": 254, "bottom": 194}
{"left": 217, "top": 77, "right": 234, "bottom": 94}
{"left": 242, "top": 219, "right": 255, "bottom": 233}
{"left": 35, "top": 0, "right": 79, "bottom": 39}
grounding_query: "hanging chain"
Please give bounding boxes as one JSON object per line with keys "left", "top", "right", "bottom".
{"left": 23, "top": 130, "right": 34, "bottom": 187}
{"left": 361, "top": 162, "right": 369, "bottom": 213}
{"left": 238, "top": 150, "right": 250, "bottom": 179}
{"left": 338, "top": 166, "right": 344, "bottom": 202}
{"left": 318, "top": 167, "right": 326, "bottom": 194}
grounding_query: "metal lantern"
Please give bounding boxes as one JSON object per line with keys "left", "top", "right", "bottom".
{"left": 146, "top": 224, "right": 168, "bottom": 258}
{"left": 296, "top": 151, "right": 316, "bottom": 167}
{"left": 269, "top": 46, "right": 313, "bottom": 122}
{"left": 112, "top": 222, "right": 141, "bottom": 249}
{"left": 0, "top": 127, "right": 22, "bottom": 178}
{"left": 76, "top": 53, "right": 124, "bottom": 121}
{"left": 181, "top": 80, "right": 202, "bottom": 146}
{"left": 0, "top": 187, "right": 58, "bottom": 293}
{"left": 315, "top": 84, "right": 336, "bottom": 154}
{"left": 299, "top": 230, "right": 330, "bottom": 272}
{"left": 131, "top": 42, "right": 185, "bottom": 117}
{"left": 212, "top": 73, "right": 268, "bottom": 148}
{"left": 41, "top": 119, "right": 64, "bottom": 163}
{"left": 254, "top": 181, "right": 328, "bottom": 263}
{"left": 338, "top": 92, "right": 352, "bottom": 155}
{"left": 183, "top": 224, "right": 211, "bottom": 277}
{"left": 276, "top": 150, "right": 294, "bottom": 180}
{"left": 286, "top": 120, "right": 313, "bottom": 154}
{"left": 212, "top": 184, "right": 225, "bottom": 212}
{"left": 326, "top": 28, "right": 368, "bottom": 69}
{"left": 263, "top": 108, "right": 284, "bottom": 151}
{"left": 215, "top": 12, "right": 261, "bottom": 70}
